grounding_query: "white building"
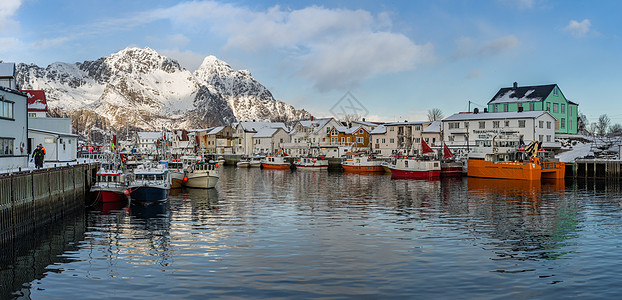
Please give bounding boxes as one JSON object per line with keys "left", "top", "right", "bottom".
{"left": 233, "top": 122, "right": 287, "bottom": 155}
{"left": 442, "top": 111, "right": 559, "bottom": 151}
{"left": 370, "top": 121, "right": 431, "bottom": 156}
{"left": 252, "top": 127, "right": 290, "bottom": 155}
{"left": 0, "top": 63, "right": 17, "bottom": 89}
{"left": 0, "top": 86, "right": 28, "bottom": 170}
{"left": 135, "top": 132, "right": 170, "bottom": 154}
{"left": 28, "top": 117, "right": 78, "bottom": 162}
{"left": 285, "top": 118, "right": 342, "bottom": 157}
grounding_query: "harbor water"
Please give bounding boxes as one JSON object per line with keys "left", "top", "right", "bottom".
{"left": 2, "top": 167, "right": 622, "bottom": 298}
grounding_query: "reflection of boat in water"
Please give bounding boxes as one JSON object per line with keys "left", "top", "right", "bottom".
{"left": 341, "top": 152, "right": 385, "bottom": 173}
{"left": 129, "top": 201, "right": 169, "bottom": 220}
{"left": 467, "top": 177, "right": 565, "bottom": 195}
{"left": 93, "top": 199, "right": 129, "bottom": 215}
{"left": 467, "top": 134, "right": 565, "bottom": 181}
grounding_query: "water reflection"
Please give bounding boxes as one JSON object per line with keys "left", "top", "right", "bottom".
{"left": 0, "top": 212, "right": 85, "bottom": 299}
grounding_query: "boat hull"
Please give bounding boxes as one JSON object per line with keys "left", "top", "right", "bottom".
{"left": 295, "top": 164, "right": 328, "bottom": 170}
{"left": 185, "top": 174, "right": 219, "bottom": 189}
{"left": 262, "top": 163, "right": 291, "bottom": 170}
{"left": 171, "top": 171, "right": 184, "bottom": 188}
{"left": 389, "top": 168, "right": 441, "bottom": 179}
{"left": 129, "top": 186, "right": 169, "bottom": 202}
{"left": 342, "top": 164, "right": 385, "bottom": 173}
{"left": 91, "top": 190, "right": 126, "bottom": 203}
{"left": 237, "top": 161, "right": 250, "bottom": 168}
{"left": 441, "top": 162, "right": 464, "bottom": 177}
{"left": 467, "top": 159, "right": 565, "bottom": 180}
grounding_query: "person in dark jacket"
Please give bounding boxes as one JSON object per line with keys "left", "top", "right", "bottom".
{"left": 33, "top": 145, "right": 43, "bottom": 169}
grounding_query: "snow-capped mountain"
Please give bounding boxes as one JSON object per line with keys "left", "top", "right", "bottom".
{"left": 16, "top": 47, "right": 310, "bottom": 137}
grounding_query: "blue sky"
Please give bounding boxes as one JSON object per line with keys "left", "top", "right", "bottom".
{"left": 1, "top": 0, "right": 621, "bottom": 124}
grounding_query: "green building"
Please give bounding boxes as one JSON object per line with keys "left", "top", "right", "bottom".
{"left": 487, "top": 83, "right": 578, "bottom": 134}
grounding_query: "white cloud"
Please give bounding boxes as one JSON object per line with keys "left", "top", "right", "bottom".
{"left": 158, "top": 48, "right": 205, "bottom": 71}
{"left": 454, "top": 35, "right": 519, "bottom": 58}
{"left": 0, "top": 0, "right": 22, "bottom": 32}
{"left": 133, "top": 2, "right": 434, "bottom": 91}
{"left": 565, "top": 19, "right": 591, "bottom": 38}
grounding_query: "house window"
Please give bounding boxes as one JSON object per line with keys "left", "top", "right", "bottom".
{"left": 547, "top": 121, "right": 551, "bottom": 129}
{"left": 518, "top": 120, "right": 526, "bottom": 128}
{"left": 479, "top": 121, "right": 485, "bottom": 129}
{"left": 359, "top": 129, "right": 363, "bottom": 134}
{"left": 493, "top": 121, "right": 500, "bottom": 128}
{"left": 546, "top": 103, "right": 551, "bottom": 111}
{"left": 539, "top": 135, "right": 544, "bottom": 142}
{"left": 28, "top": 112, "right": 36, "bottom": 117}
{"left": 376, "top": 139, "right": 379, "bottom": 144}
{"left": 382, "top": 138, "right": 386, "bottom": 143}
{"left": 464, "top": 122, "right": 469, "bottom": 128}
{"left": 415, "top": 125, "right": 421, "bottom": 131}
{"left": 448, "top": 136, "right": 455, "bottom": 142}
{"left": 569, "top": 120, "right": 573, "bottom": 131}
{"left": 347, "top": 137, "right": 350, "bottom": 143}
{"left": 529, "top": 102, "right": 535, "bottom": 110}
{"left": 504, "top": 121, "right": 509, "bottom": 127}
{"left": 553, "top": 86, "right": 558, "bottom": 96}
{"left": 415, "top": 138, "right": 420, "bottom": 143}
{"left": 0, "top": 97, "right": 14, "bottom": 119}
{"left": 561, "top": 104, "right": 565, "bottom": 113}
{"left": 503, "top": 104, "right": 509, "bottom": 112}
{"left": 539, "top": 121, "right": 544, "bottom": 128}
{"left": 341, "top": 137, "right": 345, "bottom": 144}
{"left": 561, "top": 118, "right": 565, "bottom": 129}
{"left": 390, "top": 138, "right": 395, "bottom": 144}
{"left": 493, "top": 105, "right": 498, "bottom": 113}
{"left": 547, "top": 135, "right": 551, "bottom": 142}
{"left": 553, "top": 103, "right": 559, "bottom": 113}
{"left": 356, "top": 137, "right": 363, "bottom": 143}
{"left": 390, "top": 127, "right": 394, "bottom": 131}
{"left": 0, "top": 138, "right": 15, "bottom": 156}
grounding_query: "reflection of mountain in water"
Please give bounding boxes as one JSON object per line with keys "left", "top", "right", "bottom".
{"left": 0, "top": 212, "right": 86, "bottom": 299}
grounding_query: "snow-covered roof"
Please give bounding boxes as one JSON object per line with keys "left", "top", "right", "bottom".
{"left": 0, "top": 63, "right": 15, "bottom": 77}
{"left": 21, "top": 90, "right": 48, "bottom": 111}
{"left": 29, "top": 128, "right": 79, "bottom": 137}
{"left": 370, "top": 125, "right": 386, "bottom": 135}
{"left": 253, "top": 127, "right": 281, "bottom": 138}
{"left": 488, "top": 84, "right": 556, "bottom": 104}
{"left": 334, "top": 125, "right": 366, "bottom": 135}
{"left": 443, "top": 111, "right": 553, "bottom": 121}
{"left": 207, "top": 126, "right": 225, "bottom": 135}
{"left": 352, "top": 120, "right": 379, "bottom": 127}
{"left": 384, "top": 121, "right": 428, "bottom": 126}
{"left": 422, "top": 121, "right": 441, "bottom": 133}
{"left": 237, "top": 121, "right": 287, "bottom": 132}
{"left": 297, "top": 118, "right": 334, "bottom": 134}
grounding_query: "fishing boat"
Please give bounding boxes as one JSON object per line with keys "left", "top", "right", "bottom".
{"left": 293, "top": 156, "right": 328, "bottom": 170}
{"left": 249, "top": 156, "right": 263, "bottom": 167}
{"left": 341, "top": 152, "right": 385, "bottom": 172}
{"left": 466, "top": 134, "right": 565, "bottom": 181}
{"left": 90, "top": 165, "right": 127, "bottom": 203}
{"left": 127, "top": 164, "right": 171, "bottom": 202}
{"left": 237, "top": 156, "right": 251, "bottom": 168}
{"left": 261, "top": 156, "right": 291, "bottom": 170}
{"left": 385, "top": 156, "right": 441, "bottom": 179}
{"left": 184, "top": 158, "right": 220, "bottom": 189}
{"left": 440, "top": 143, "right": 464, "bottom": 177}
{"left": 168, "top": 159, "right": 185, "bottom": 188}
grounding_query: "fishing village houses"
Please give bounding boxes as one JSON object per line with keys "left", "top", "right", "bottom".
{"left": 98, "top": 82, "right": 581, "bottom": 163}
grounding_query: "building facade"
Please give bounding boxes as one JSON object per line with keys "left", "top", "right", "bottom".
{"left": 487, "top": 83, "right": 578, "bottom": 134}
{"left": 442, "top": 111, "right": 559, "bottom": 152}
{"left": 0, "top": 86, "right": 28, "bottom": 170}
{"left": 252, "top": 128, "right": 290, "bottom": 155}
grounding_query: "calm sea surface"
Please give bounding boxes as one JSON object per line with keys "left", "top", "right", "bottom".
{"left": 2, "top": 167, "right": 622, "bottom": 299}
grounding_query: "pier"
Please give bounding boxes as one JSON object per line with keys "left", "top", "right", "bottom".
{"left": 0, "top": 164, "right": 97, "bottom": 244}
{"left": 565, "top": 160, "right": 622, "bottom": 180}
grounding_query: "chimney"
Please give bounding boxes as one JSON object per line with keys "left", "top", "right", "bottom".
{"left": 513, "top": 82, "right": 518, "bottom": 89}
{"left": 484, "top": 108, "right": 488, "bottom": 113}
{"left": 362, "top": 118, "right": 366, "bottom": 122}
{"left": 311, "top": 116, "right": 314, "bottom": 121}
{"left": 474, "top": 108, "right": 479, "bottom": 114}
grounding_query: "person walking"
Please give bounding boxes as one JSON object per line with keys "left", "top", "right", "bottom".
{"left": 32, "top": 145, "right": 42, "bottom": 169}
{"left": 39, "top": 144, "right": 46, "bottom": 168}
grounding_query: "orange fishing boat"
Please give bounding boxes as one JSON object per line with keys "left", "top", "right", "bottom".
{"left": 467, "top": 134, "right": 564, "bottom": 181}
{"left": 261, "top": 155, "right": 291, "bottom": 170}
{"left": 341, "top": 152, "right": 385, "bottom": 172}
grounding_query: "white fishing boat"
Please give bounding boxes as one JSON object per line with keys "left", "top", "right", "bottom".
{"left": 237, "top": 156, "right": 251, "bottom": 168}
{"left": 293, "top": 156, "right": 328, "bottom": 170}
{"left": 90, "top": 165, "right": 127, "bottom": 203}
{"left": 384, "top": 156, "right": 441, "bottom": 179}
{"left": 184, "top": 158, "right": 220, "bottom": 189}
{"left": 249, "top": 156, "right": 263, "bottom": 167}
{"left": 341, "top": 152, "right": 385, "bottom": 173}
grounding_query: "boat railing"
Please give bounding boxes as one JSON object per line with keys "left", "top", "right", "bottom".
{"left": 541, "top": 162, "right": 562, "bottom": 170}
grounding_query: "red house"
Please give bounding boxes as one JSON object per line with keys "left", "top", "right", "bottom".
{"left": 21, "top": 90, "right": 48, "bottom": 117}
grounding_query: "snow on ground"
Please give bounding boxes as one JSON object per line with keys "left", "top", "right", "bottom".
{"left": 557, "top": 141, "right": 592, "bottom": 162}
{"left": 0, "top": 158, "right": 96, "bottom": 175}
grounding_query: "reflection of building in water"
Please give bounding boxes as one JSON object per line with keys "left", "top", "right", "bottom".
{"left": 467, "top": 177, "right": 575, "bottom": 260}
{"left": 0, "top": 212, "right": 86, "bottom": 299}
